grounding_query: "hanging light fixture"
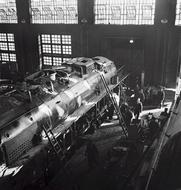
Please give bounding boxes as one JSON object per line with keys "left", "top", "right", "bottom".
{"left": 129, "top": 39, "right": 134, "bottom": 44}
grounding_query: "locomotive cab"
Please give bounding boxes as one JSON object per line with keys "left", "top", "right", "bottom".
{"left": 93, "top": 56, "right": 115, "bottom": 73}
{"left": 72, "top": 65, "right": 83, "bottom": 77}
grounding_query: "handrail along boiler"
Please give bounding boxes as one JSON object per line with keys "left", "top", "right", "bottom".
{"left": 0, "top": 56, "right": 126, "bottom": 189}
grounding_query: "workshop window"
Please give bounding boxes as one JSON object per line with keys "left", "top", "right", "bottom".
{"left": 0, "top": 33, "right": 18, "bottom": 78}
{"left": 30, "top": 0, "right": 78, "bottom": 24}
{"left": 39, "top": 34, "right": 72, "bottom": 68}
{"left": 0, "top": 0, "right": 17, "bottom": 23}
{"left": 175, "top": 0, "right": 181, "bottom": 25}
{"left": 94, "top": 0, "right": 155, "bottom": 25}
{"left": 0, "top": 33, "right": 17, "bottom": 66}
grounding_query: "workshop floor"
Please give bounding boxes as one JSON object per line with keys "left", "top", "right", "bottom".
{"left": 45, "top": 90, "right": 173, "bottom": 190}
{"left": 45, "top": 116, "right": 163, "bottom": 190}
{"left": 46, "top": 119, "right": 123, "bottom": 190}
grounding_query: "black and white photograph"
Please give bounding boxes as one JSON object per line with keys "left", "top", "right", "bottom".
{"left": 0, "top": 0, "right": 180, "bottom": 190}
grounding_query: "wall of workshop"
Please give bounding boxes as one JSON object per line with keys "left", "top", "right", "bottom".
{"left": 84, "top": 0, "right": 179, "bottom": 87}
{"left": 0, "top": 0, "right": 179, "bottom": 88}
{"left": 86, "top": 25, "right": 157, "bottom": 86}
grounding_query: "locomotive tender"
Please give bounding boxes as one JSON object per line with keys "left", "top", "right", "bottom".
{"left": 0, "top": 56, "right": 123, "bottom": 189}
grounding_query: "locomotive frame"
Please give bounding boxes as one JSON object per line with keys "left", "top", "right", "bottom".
{"left": 0, "top": 56, "right": 126, "bottom": 190}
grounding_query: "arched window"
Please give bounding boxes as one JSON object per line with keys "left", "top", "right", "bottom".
{"left": 94, "top": 0, "right": 156, "bottom": 25}
{"left": 0, "top": 33, "right": 18, "bottom": 79}
{"left": 175, "top": 0, "right": 181, "bottom": 25}
{"left": 0, "top": 0, "right": 17, "bottom": 23}
{"left": 30, "top": 0, "right": 78, "bottom": 24}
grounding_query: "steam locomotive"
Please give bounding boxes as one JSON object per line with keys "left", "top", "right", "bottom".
{"left": 0, "top": 56, "right": 125, "bottom": 189}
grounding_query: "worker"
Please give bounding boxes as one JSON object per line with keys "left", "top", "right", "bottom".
{"left": 148, "top": 116, "right": 160, "bottom": 141}
{"left": 157, "top": 88, "right": 165, "bottom": 108}
{"left": 85, "top": 140, "right": 99, "bottom": 169}
{"left": 134, "top": 98, "right": 143, "bottom": 120}
{"left": 120, "top": 102, "right": 128, "bottom": 116}
{"left": 175, "top": 91, "right": 181, "bottom": 108}
{"left": 138, "top": 89, "right": 145, "bottom": 104}
{"left": 160, "top": 108, "right": 169, "bottom": 117}
{"left": 160, "top": 108, "right": 170, "bottom": 127}
{"left": 107, "top": 103, "right": 114, "bottom": 120}
{"left": 124, "top": 106, "right": 133, "bottom": 128}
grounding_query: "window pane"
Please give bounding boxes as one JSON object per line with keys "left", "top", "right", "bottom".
{"left": 52, "top": 35, "right": 61, "bottom": 44}
{"left": 0, "top": 0, "right": 17, "bottom": 23}
{"left": 42, "top": 34, "right": 51, "bottom": 43}
{"left": 63, "top": 58, "right": 71, "bottom": 62}
{"left": 7, "top": 33, "right": 14, "bottom": 41}
{"left": 53, "top": 57, "right": 62, "bottom": 66}
{"left": 52, "top": 45, "right": 61, "bottom": 54}
{"left": 0, "top": 42, "right": 8, "bottom": 50}
{"left": 2, "top": 53, "right": 9, "bottom": 61}
{"left": 94, "top": 0, "right": 155, "bottom": 25}
{"left": 9, "top": 53, "right": 16, "bottom": 62}
{"left": 44, "top": 56, "right": 52, "bottom": 65}
{"left": 176, "top": 0, "right": 181, "bottom": 25}
{"left": 62, "top": 46, "right": 72, "bottom": 54}
{"left": 62, "top": 35, "right": 71, "bottom": 44}
{"left": 42, "top": 44, "right": 51, "bottom": 53}
{"left": 0, "top": 33, "right": 7, "bottom": 41}
{"left": 8, "top": 43, "right": 15, "bottom": 51}
{"left": 30, "top": 0, "right": 78, "bottom": 24}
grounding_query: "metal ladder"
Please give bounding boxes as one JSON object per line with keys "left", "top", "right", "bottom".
{"left": 99, "top": 73, "right": 128, "bottom": 138}
{"left": 118, "top": 83, "right": 126, "bottom": 107}
{"left": 42, "top": 121, "right": 73, "bottom": 186}
{"left": 42, "top": 121, "right": 62, "bottom": 155}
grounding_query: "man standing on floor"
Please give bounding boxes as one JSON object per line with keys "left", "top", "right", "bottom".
{"left": 85, "top": 140, "right": 99, "bottom": 169}
{"left": 134, "top": 98, "right": 143, "bottom": 120}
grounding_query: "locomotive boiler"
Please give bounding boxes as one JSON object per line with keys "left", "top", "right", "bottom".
{"left": 0, "top": 56, "right": 124, "bottom": 189}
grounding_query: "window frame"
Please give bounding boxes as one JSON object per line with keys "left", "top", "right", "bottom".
{"left": 38, "top": 34, "right": 72, "bottom": 68}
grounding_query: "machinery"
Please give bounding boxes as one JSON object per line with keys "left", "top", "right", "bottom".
{"left": 0, "top": 56, "right": 125, "bottom": 189}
